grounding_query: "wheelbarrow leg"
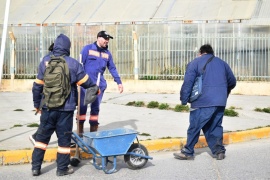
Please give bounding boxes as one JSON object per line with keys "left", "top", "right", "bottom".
{"left": 102, "top": 156, "right": 117, "bottom": 174}
{"left": 92, "top": 156, "right": 102, "bottom": 170}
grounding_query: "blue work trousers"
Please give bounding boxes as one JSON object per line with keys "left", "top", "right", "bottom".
{"left": 32, "top": 109, "right": 73, "bottom": 171}
{"left": 182, "top": 106, "right": 226, "bottom": 156}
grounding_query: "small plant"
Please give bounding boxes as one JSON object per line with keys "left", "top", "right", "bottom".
{"left": 254, "top": 108, "right": 263, "bottom": 112}
{"left": 160, "top": 136, "right": 172, "bottom": 139}
{"left": 126, "top": 101, "right": 136, "bottom": 106}
{"left": 134, "top": 101, "right": 145, "bottom": 107}
{"left": 254, "top": 107, "right": 270, "bottom": 113}
{"left": 174, "top": 105, "right": 189, "bottom": 112}
{"left": 262, "top": 108, "right": 270, "bottom": 113}
{"left": 139, "top": 132, "right": 151, "bottom": 136}
{"left": 126, "top": 101, "right": 145, "bottom": 107}
{"left": 12, "top": 124, "right": 23, "bottom": 128}
{"left": 14, "top": 109, "right": 24, "bottom": 111}
{"left": 27, "top": 123, "right": 39, "bottom": 127}
{"left": 158, "top": 103, "right": 170, "bottom": 110}
{"left": 147, "top": 101, "right": 159, "bottom": 108}
{"left": 224, "top": 108, "right": 238, "bottom": 117}
{"left": 0, "top": 129, "right": 6, "bottom": 131}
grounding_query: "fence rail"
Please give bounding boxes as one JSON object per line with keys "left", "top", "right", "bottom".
{"left": 1, "top": 33, "right": 270, "bottom": 81}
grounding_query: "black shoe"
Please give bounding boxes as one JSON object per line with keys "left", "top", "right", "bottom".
{"left": 29, "top": 135, "right": 36, "bottom": 146}
{"left": 32, "top": 169, "right": 40, "bottom": 176}
{"left": 173, "top": 152, "right": 194, "bottom": 160}
{"left": 56, "top": 167, "right": 74, "bottom": 176}
{"left": 216, "top": 153, "right": 225, "bottom": 160}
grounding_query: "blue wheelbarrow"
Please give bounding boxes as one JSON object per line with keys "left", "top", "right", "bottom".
{"left": 70, "top": 128, "right": 153, "bottom": 174}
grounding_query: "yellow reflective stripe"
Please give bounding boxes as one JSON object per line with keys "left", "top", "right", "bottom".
{"left": 58, "top": 146, "right": 71, "bottom": 154}
{"left": 35, "top": 78, "right": 44, "bottom": 85}
{"left": 77, "top": 74, "right": 89, "bottom": 86}
{"left": 90, "top": 115, "right": 98, "bottom": 121}
{"left": 35, "top": 141, "right": 47, "bottom": 150}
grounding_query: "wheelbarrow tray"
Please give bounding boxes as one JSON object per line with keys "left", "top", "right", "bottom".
{"left": 83, "top": 128, "right": 137, "bottom": 156}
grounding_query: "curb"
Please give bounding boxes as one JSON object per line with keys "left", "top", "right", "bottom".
{"left": 1, "top": 127, "right": 270, "bottom": 166}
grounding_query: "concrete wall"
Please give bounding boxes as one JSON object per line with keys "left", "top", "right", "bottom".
{"left": 1, "top": 79, "right": 270, "bottom": 96}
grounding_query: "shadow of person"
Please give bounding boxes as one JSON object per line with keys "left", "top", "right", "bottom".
{"left": 100, "top": 119, "right": 139, "bottom": 131}
{"left": 72, "top": 119, "right": 139, "bottom": 134}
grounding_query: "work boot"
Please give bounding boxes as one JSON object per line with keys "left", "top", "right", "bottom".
{"left": 90, "top": 125, "right": 98, "bottom": 132}
{"left": 56, "top": 167, "right": 74, "bottom": 176}
{"left": 32, "top": 169, "right": 41, "bottom": 176}
{"left": 216, "top": 153, "right": 225, "bottom": 160}
{"left": 173, "top": 152, "right": 194, "bottom": 160}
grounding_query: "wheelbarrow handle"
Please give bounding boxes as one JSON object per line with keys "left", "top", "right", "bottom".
{"left": 71, "top": 132, "right": 101, "bottom": 158}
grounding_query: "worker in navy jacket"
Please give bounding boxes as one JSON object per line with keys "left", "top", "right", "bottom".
{"left": 31, "top": 34, "right": 97, "bottom": 176}
{"left": 173, "top": 44, "right": 236, "bottom": 161}
{"left": 77, "top": 31, "right": 123, "bottom": 134}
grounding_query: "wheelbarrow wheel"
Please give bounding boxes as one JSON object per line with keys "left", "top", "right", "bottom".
{"left": 124, "top": 143, "right": 148, "bottom": 170}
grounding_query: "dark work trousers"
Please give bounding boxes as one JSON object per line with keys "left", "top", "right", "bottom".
{"left": 31, "top": 109, "right": 73, "bottom": 171}
{"left": 79, "top": 87, "right": 104, "bottom": 126}
{"left": 182, "top": 106, "right": 226, "bottom": 156}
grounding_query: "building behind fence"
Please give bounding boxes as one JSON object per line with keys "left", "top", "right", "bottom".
{"left": 1, "top": 23, "right": 270, "bottom": 81}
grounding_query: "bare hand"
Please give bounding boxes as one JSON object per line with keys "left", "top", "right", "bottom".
{"left": 35, "top": 108, "right": 42, "bottom": 115}
{"left": 118, "top": 84, "right": 123, "bottom": 93}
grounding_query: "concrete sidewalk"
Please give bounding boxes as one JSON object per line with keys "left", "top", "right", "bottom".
{"left": 0, "top": 92, "right": 270, "bottom": 165}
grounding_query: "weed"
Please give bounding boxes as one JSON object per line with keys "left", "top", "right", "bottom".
{"left": 159, "top": 136, "right": 172, "bottom": 139}
{"left": 224, "top": 109, "right": 238, "bottom": 117}
{"left": 12, "top": 124, "right": 23, "bottom": 128}
{"left": 27, "top": 123, "right": 39, "bottom": 127}
{"left": 0, "top": 129, "right": 6, "bottom": 131}
{"left": 147, "top": 101, "right": 159, "bottom": 108}
{"left": 262, "top": 107, "right": 270, "bottom": 113}
{"left": 158, "top": 103, "right": 170, "bottom": 110}
{"left": 135, "top": 101, "right": 145, "bottom": 107}
{"left": 174, "top": 105, "right": 189, "bottom": 112}
{"left": 254, "top": 108, "right": 263, "bottom": 112}
{"left": 139, "top": 133, "right": 151, "bottom": 136}
{"left": 254, "top": 107, "right": 270, "bottom": 113}
{"left": 126, "top": 101, "right": 136, "bottom": 106}
{"left": 14, "top": 109, "right": 24, "bottom": 111}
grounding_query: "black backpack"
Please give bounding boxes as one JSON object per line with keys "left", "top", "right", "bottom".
{"left": 42, "top": 55, "right": 71, "bottom": 109}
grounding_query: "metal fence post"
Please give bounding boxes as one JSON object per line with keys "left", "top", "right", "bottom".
{"left": 8, "top": 31, "right": 15, "bottom": 89}
{"left": 133, "top": 31, "right": 138, "bottom": 80}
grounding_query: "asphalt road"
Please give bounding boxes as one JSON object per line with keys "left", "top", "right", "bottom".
{"left": 1, "top": 138, "right": 270, "bottom": 180}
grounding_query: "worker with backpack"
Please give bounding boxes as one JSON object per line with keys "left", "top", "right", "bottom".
{"left": 31, "top": 34, "right": 99, "bottom": 177}
{"left": 29, "top": 42, "right": 55, "bottom": 145}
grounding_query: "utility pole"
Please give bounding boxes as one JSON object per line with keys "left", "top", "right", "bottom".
{"left": 0, "top": 0, "right": 11, "bottom": 88}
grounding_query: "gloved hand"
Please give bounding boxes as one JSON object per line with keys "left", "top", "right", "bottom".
{"left": 84, "top": 85, "right": 100, "bottom": 105}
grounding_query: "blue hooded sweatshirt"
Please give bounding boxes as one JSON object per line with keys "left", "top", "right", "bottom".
{"left": 32, "top": 34, "right": 96, "bottom": 111}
